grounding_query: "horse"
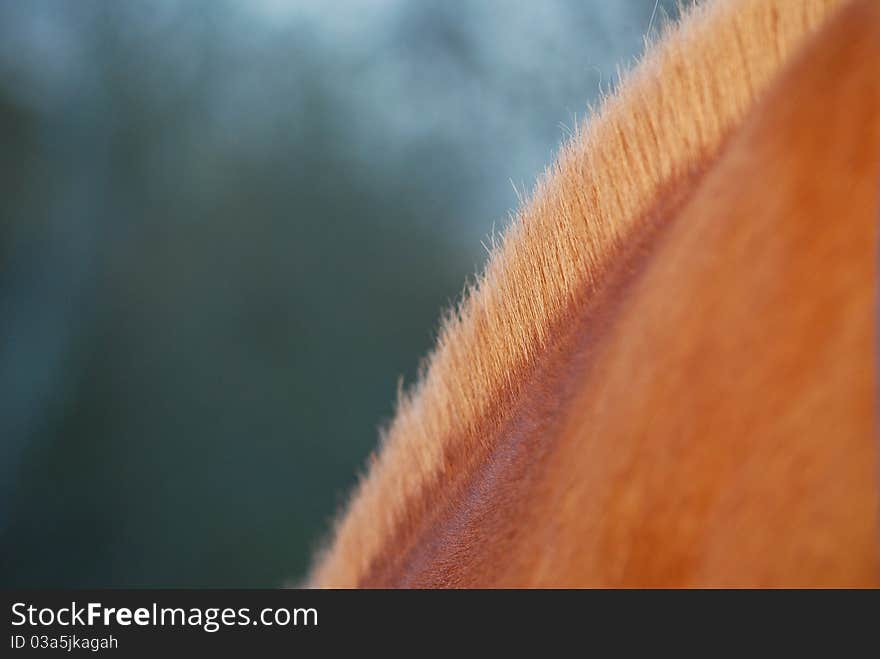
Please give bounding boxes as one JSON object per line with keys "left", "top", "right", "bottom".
{"left": 309, "top": 0, "right": 880, "bottom": 587}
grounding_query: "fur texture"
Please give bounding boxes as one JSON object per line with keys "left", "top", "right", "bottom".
{"left": 309, "top": 0, "right": 878, "bottom": 587}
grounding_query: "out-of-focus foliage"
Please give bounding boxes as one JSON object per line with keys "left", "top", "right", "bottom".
{"left": 0, "top": 0, "right": 677, "bottom": 586}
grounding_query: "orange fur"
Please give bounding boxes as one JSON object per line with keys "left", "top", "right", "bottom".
{"left": 309, "top": 0, "right": 879, "bottom": 587}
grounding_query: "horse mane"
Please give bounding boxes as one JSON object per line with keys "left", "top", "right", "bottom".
{"left": 309, "top": 0, "right": 849, "bottom": 587}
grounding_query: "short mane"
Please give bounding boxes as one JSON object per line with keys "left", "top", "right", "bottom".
{"left": 309, "top": 0, "right": 845, "bottom": 587}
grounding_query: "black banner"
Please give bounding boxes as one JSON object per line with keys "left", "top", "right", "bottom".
{"left": 3, "top": 589, "right": 876, "bottom": 654}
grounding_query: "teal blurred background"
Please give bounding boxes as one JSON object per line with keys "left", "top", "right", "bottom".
{"left": 0, "top": 0, "right": 677, "bottom": 587}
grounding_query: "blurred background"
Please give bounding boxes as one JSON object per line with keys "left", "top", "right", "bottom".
{"left": 0, "top": 0, "right": 677, "bottom": 587}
